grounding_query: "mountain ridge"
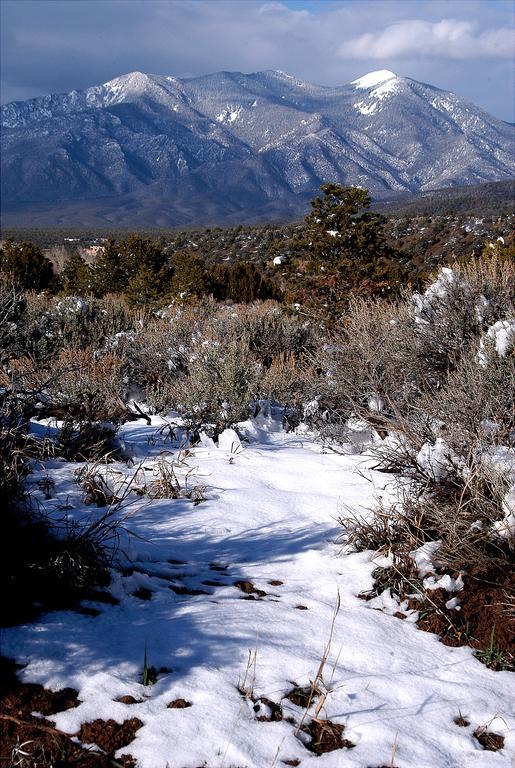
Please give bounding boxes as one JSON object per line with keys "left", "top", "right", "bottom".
{"left": 2, "top": 69, "right": 514, "bottom": 227}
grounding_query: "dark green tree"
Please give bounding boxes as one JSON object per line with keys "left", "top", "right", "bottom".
{"left": 93, "top": 235, "right": 172, "bottom": 298}
{"left": 211, "top": 262, "right": 281, "bottom": 303}
{"left": 0, "top": 240, "right": 55, "bottom": 290}
{"left": 302, "top": 184, "right": 377, "bottom": 263}
{"left": 170, "top": 251, "right": 210, "bottom": 297}
{"left": 126, "top": 265, "right": 169, "bottom": 307}
{"left": 61, "top": 253, "right": 94, "bottom": 295}
{"left": 301, "top": 184, "right": 410, "bottom": 295}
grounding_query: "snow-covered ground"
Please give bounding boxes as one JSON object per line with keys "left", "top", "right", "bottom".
{"left": 2, "top": 416, "right": 514, "bottom": 767}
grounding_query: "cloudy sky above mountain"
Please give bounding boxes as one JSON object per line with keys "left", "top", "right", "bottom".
{"left": 1, "top": 0, "right": 514, "bottom": 121}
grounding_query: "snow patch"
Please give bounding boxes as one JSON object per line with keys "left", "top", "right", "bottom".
{"left": 355, "top": 100, "right": 378, "bottom": 115}
{"left": 216, "top": 105, "right": 243, "bottom": 124}
{"left": 4, "top": 422, "right": 515, "bottom": 767}
{"left": 351, "top": 70, "right": 397, "bottom": 89}
{"left": 478, "top": 319, "right": 515, "bottom": 365}
{"left": 412, "top": 267, "right": 463, "bottom": 325}
{"left": 371, "top": 79, "right": 399, "bottom": 99}
{"left": 411, "top": 541, "right": 441, "bottom": 578}
{"left": 416, "top": 438, "right": 459, "bottom": 482}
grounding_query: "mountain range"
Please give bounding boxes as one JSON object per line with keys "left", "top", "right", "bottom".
{"left": 1, "top": 69, "right": 514, "bottom": 227}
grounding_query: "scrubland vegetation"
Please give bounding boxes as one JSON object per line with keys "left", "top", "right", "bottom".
{"left": 0, "top": 186, "right": 513, "bottom": 765}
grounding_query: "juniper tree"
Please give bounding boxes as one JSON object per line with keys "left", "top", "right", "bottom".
{"left": 93, "top": 235, "right": 172, "bottom": 297}
{"left": 61, "top": 253, "right": 94, "bottom": 295}
{"left": 0, "top": 240, "right": 55, "bottom": 291}
{"left": 301, "top": 184, "right": 410, "bottom": 295}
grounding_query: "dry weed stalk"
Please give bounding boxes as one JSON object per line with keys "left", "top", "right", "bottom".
{"left": 146, "top": 457, "right": 181, "bottom": 499}
{"left": 295, "top": 590, "right": 341, "bottom": 736}
{"left": 238, "top": 647, "right": 258, "bottom": 701}
{"left": 139, "top": 450, "right": 209, "bottom": 503}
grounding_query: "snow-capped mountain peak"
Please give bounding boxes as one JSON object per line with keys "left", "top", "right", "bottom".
{"left": 1, "top": 68, "right": 513, "bottom": 227}
{"left": 104, "top": 71, "right": 150, "bottom": 90}
{"left": 351, "top": 70, "right": 398, "bottom": 89}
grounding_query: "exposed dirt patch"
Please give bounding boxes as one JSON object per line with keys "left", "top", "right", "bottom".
{"left": 285, "top": 685, "right": 320, "bottom": 708}
{"left": 79, "top": 717, "right": 143, "bottom": 752}
{"left": 474, "top": 727, "right": 505, "bottom": 751}
{"left": 233, "top": 580, "right": 267, "bottom": 597}
{"left": 234, "top": 580, "right": 255, "bottom": 593}
{"left": 168, "top": 698, "right": 192, "bottom": 709}
{"left": 1, "top": 684, "right": 79, "bottom": 718}
{"left": 236, "top": 685, "right": 283, "bottom": 722}
{"left": 253, "top": 697, "right": 283, "bottom": 722}
{"left": 454, "top": 714, "right": 470, "bottom": 727}
{"left": 0, "top": 658, "right": 80, "bottom": 719}
{"left": 411, "top": 566, "right": 514, "bottom": 669}
{"left": 301, "top": 719, "right": 354, "bottom": 754}
{"left": 0, "top": 657, "right": 136, "bottom": 767}
{"left": 117, "top": 695, "right": 143, "bottom": 705}
{"left": 368, "top": 563, "right": 514, "bottom": 670}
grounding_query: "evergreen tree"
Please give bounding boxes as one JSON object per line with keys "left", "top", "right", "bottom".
{"left": 302, "top": 184, "right": 376, "bottom": 264}
{"left": 93, "top": 234, "right": 172, "bottom": 298}
{"left": 61, "top": 253, "right": 94, "bottom": 294}
{"left": 0, "top": 240, "right": 55, "bottom": 290}
{"left": 211, "top": 262, "right": 281, "bottom": 303}
{"left": 126, "top": 265, "right": 169, "bottom": 307}
{"left": 170, "top": 251, "right": 210, "bottom": 297}
{"left": 301, "top": 184, "right": 410, "bottom": 295}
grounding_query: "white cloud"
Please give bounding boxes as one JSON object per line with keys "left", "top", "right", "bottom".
{"left": 338, "top": 18, "right": 514, "bottom": 59}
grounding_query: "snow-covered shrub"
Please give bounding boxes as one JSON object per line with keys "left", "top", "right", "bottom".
{"left": 47, "top": 347, "right": 127, "bottom": 423}
{"left": 411, "top": 253, "right": 514, "bottom": 386}
{"left": 53, "top": 294, "right": 134, "bottom": 351}
{"left": 341, "top": 452, "right": 512, "bottom": 587}
{"left": 461, "top": 244, "right": 515, "bottom": 324}
{"left": 125, "top": 301, "right": 320, "bottom": 417}
{"left": 0, "top": 283, "right": 25, "bottom": 367}
{"left": 260, "top": 352, "right": 317, "bottom": 415}
{"left": 12, "top": 291, "right": 58, "bottom": 363}
{"left": 167, "top": 331, "right": 263, "bottom": 436}
{"left": 2, "top": 291, "right": 134, "bottom": 368}
{"left": 140, "top": 308, "right": 203, "bottom": 368}
{"left": 314, "top": 251, "right": 514, "bottom": 449}
{"left": 313, "top": 296, "right": 418, "bottom": 442}
{"left": 336, "top": 253, "right": 514, "bottom": 664}
{"left": 423, "top": 345, "right": 515, "bottom": 453}
{"left": 411, "top": 267, "right": 481, "bottom": 382}
{"left": 124, "top": 306, "right": 211, "bottom": 413}
{"left": 236, "top": 301, "right": 319, "bottom": 361}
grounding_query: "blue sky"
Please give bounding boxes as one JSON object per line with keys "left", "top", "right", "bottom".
{"left": 1, "top": 0, "right": 514, "bottom": 120}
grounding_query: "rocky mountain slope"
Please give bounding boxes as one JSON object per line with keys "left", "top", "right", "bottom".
{"left": 2, "top": 69, "right": 513, "bottom": 227}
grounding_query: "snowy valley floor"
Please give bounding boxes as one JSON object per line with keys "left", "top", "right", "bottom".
{"left": 1, "top": 417, "right": 514, "bottom": 767}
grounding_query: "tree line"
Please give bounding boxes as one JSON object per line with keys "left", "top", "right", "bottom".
{"left": 0, "top": 185, "right": 419, "bottom": 309}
